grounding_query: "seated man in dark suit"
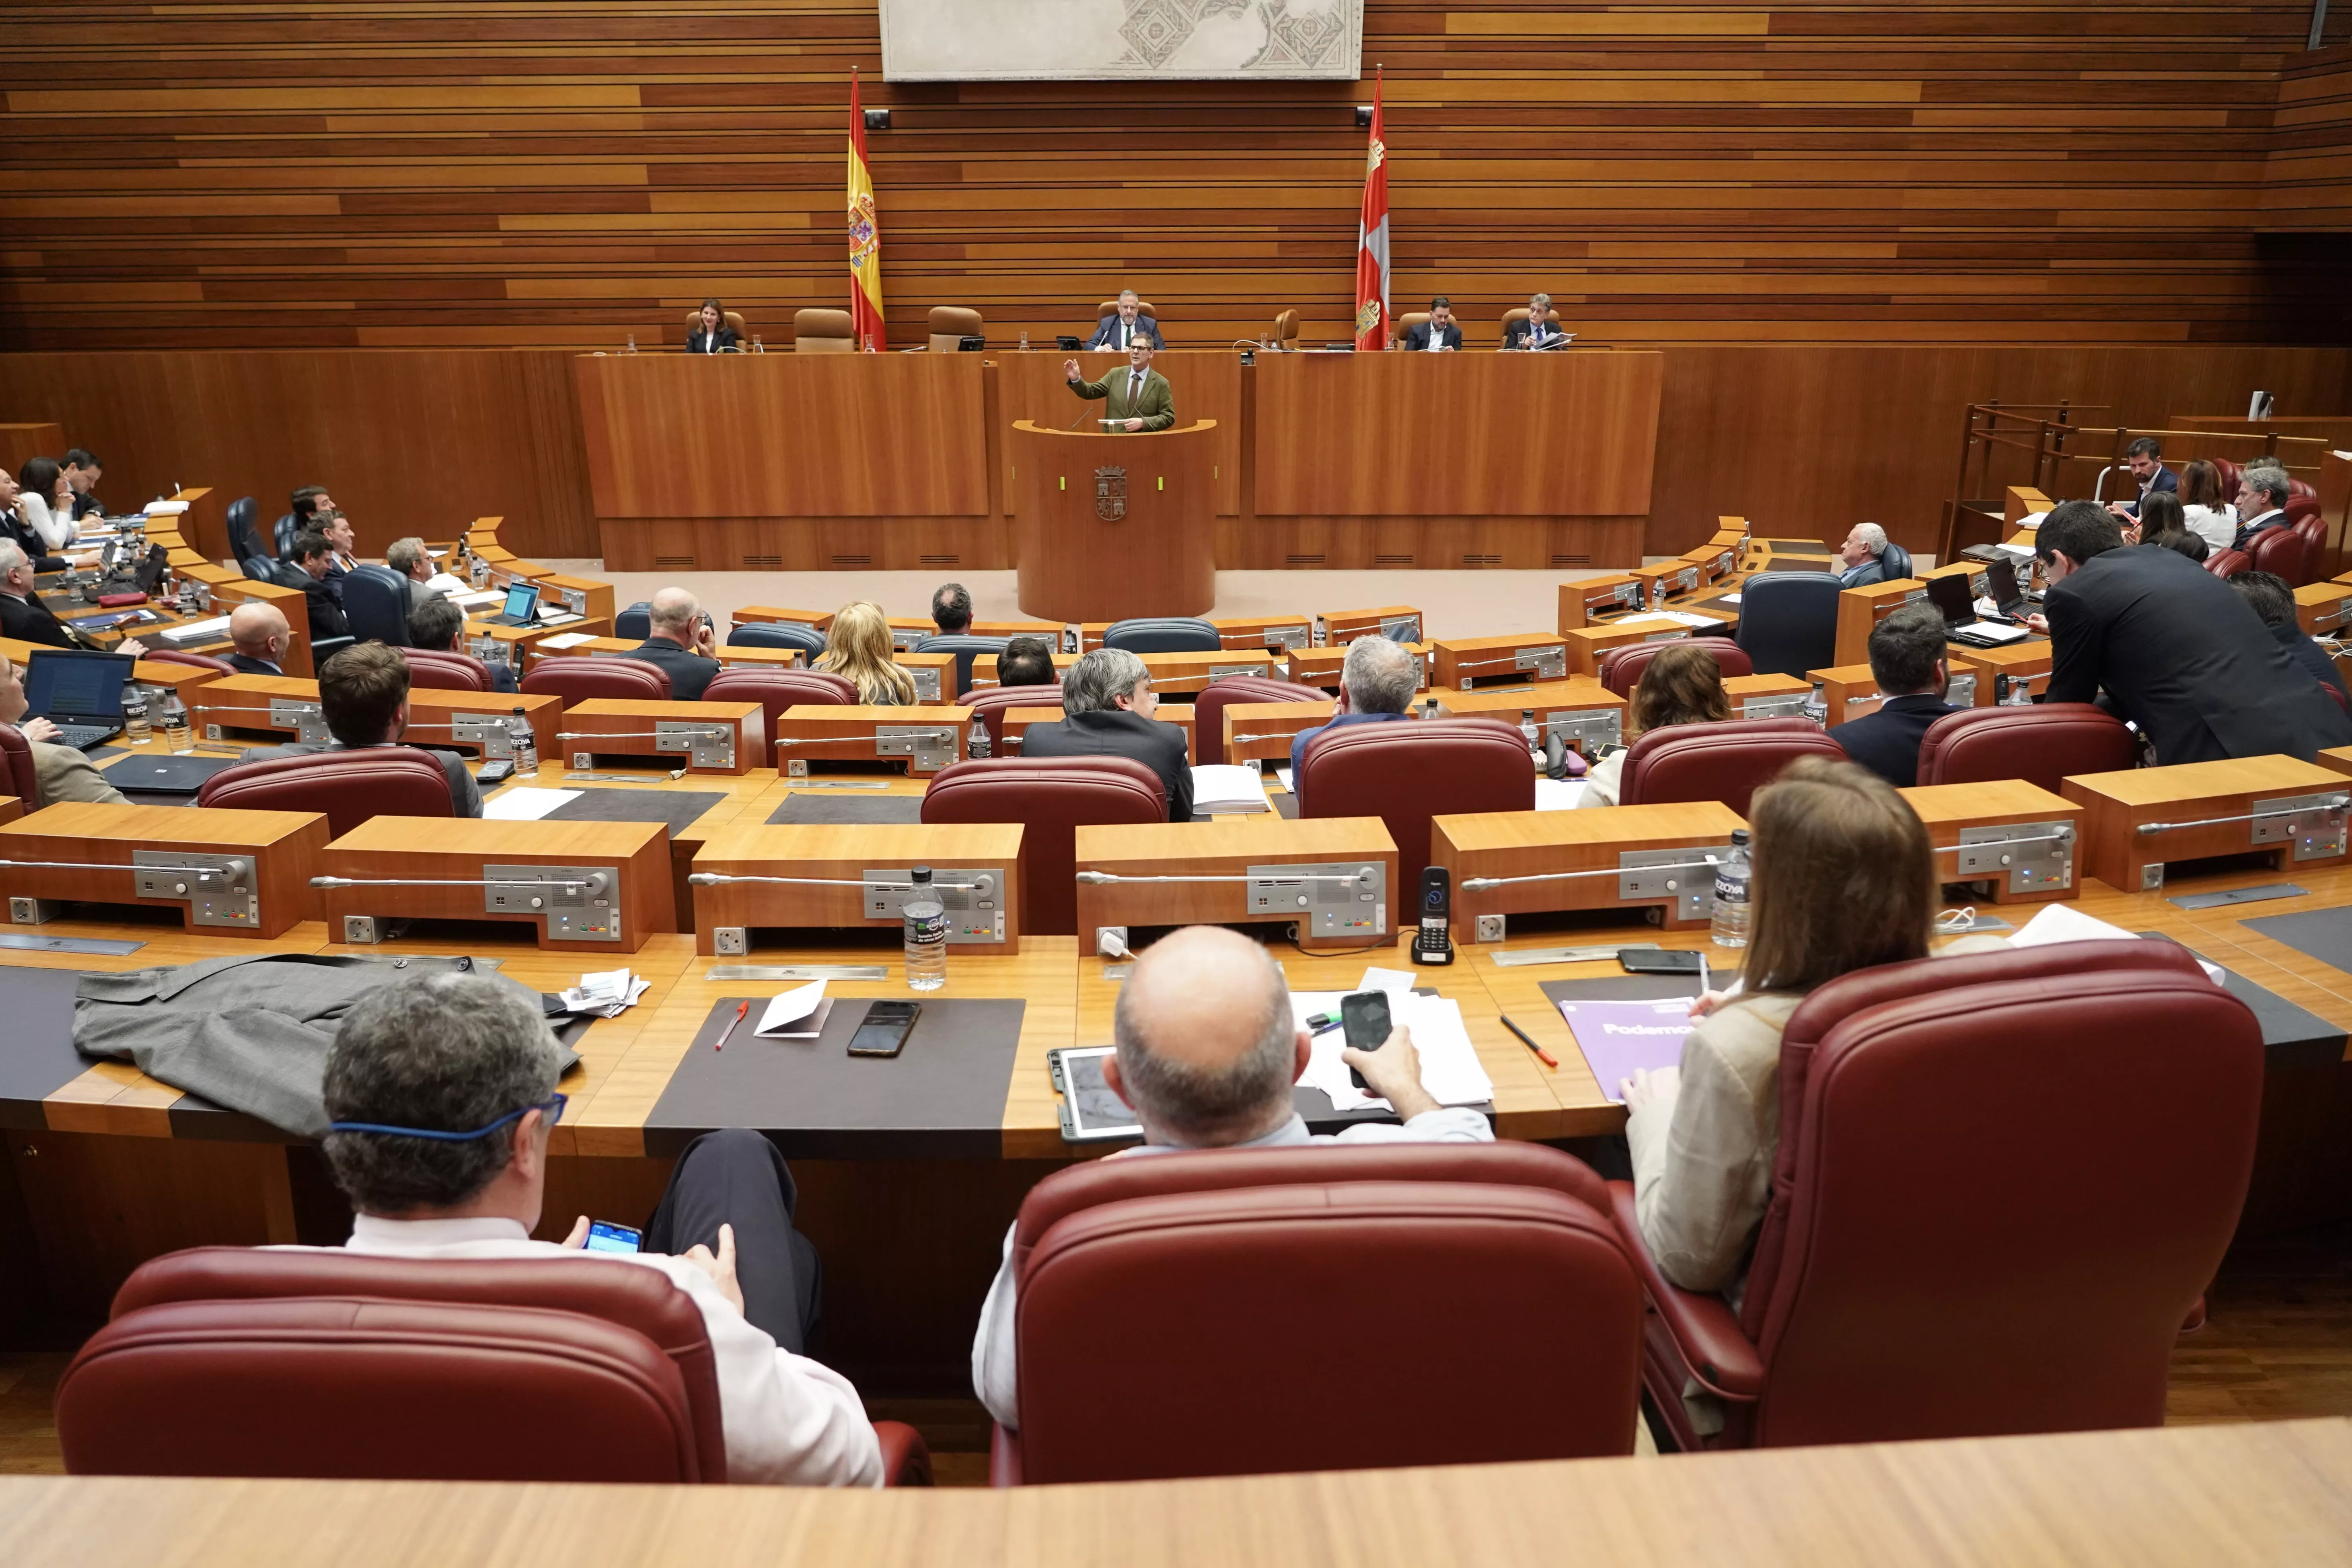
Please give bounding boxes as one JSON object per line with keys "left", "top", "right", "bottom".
{"left": 994, "top": 635, "right": 1056, "bottom": 689}
{"left": 926, "top": 581, "right": 971, "bottom": 638}
{"left": 409, "top": 594, "right": 519, "bottom": 694}
{"left": 1826, "top": 602, "right": 1960, "bottom": 789}
{"left": 2229, "top": 469, "right": 2294, "bottom": 553}
{"left": 225, "top": 602, "right": 294, "bottom": 676}
{"left": 1086, "top": 288, "right": 1163, "bottom": 351}
{"left": 1834, "top": 522, "right": 1895, "bottom": 588}
{"left": 236, "top": 641, "right": 482, "bottom": 817}
{"left": 1018, "top": 647, "right": 1192, "bottom": 821}
{"left": 2231, "top": 570, "right": 2349, "bottom": 706}
{"left": 273, "top": 485, "right": 333, "bottom": 555}
{"left": 1401, "top": 296, "right": 1463, "bottom": 352}
{"left": 2104, "top": 436, "right": 2177, "bottom": 521}
{"left": 628, "top": 587, "right": 721, "bottom": 700}
{"left": 0, "top": 540, "right": 148, "bottom": 655}
{"left": 1499, "top": 291, "right": 1567, "bottom": 349}
{"left": 62, "top": 449, "right": 104, "bottom": 520}
{"left": 287, "top": 530, "right": 352, "bottom": 643}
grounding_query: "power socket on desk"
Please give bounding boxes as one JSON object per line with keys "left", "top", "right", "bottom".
{"left": 1475, "top": 913, "right": 1507, "bottom": 943}
{"left": 712, "top": 926, "right": 748, "bottom": 956}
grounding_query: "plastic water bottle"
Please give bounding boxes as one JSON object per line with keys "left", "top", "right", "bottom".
{"left": 1710, "top": 828, "right": 1752, "bottom": 949}
{"left": 625, "top": 333, "right": 637, "bottom": 355}
{"left": 903, "top": 866, "right": 948, "bottom": 992}
{"left": 161, "top": 694, "right": 193, "bottom": 755}
{"left": 509, "top": 707, "right": 538, "bottom": 774}
{"left": 1018, "top": 328, "right": 1030, "bottom": 351}
{"left": 1802, "top": 680, "right": 1828, "bottom": 727}
{"left": 470, "top": 553, "right": 489, "bottom": 588}
{"left": 752, "top": 335, "right": 764, "bottom": 353}
{"left": 122, "top": 688, "right": 151, "bottom": 746}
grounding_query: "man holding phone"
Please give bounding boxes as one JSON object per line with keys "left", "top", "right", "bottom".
{"left": 971, "top": 925, "right": 1489, "bottom": 1431}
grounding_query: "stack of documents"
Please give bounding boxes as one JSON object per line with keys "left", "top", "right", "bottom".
{"left": 561, "top": 968, "right": 649, "bottom": 1017}
{"left": 483, "top": 787, "right": 582, "bottom": 822}
{"left": 1290, "top": 968, "right": 1495, "bottom": 1114}
{"left": 2007, "top": 903, "right": 2226, "bottom": 984}
{"left": 1190, "top": 763, "right": 1271, "bottom": 814}
{"left": 537, "top": 631, "right": 598, "bottom": 650}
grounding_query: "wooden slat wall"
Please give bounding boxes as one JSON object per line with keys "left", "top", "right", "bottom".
{"left": 2267, "top": 43, "right": 2352, "bottom": 229}
{"left": 1, "top": 4, "right": 2343, "bottom": 352}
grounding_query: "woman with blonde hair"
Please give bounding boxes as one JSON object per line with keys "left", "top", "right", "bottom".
{"left": 1577, "top": 641, "right": 1731, "bottom": 808}
{"left": 817, "top": 601, "right": 915, "bottom": 705}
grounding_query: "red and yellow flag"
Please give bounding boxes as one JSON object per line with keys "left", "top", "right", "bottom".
{"left": 847, "top": 69, "right": 885, "bottom": 351}
{"left": 1352, "top": 66, "right": 1389, "bottom": 352}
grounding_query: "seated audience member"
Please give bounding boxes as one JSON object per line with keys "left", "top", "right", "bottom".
{"left": 275, "top": 485, "right": 334, "bottom": 547}
{"left": 2032, "top": 500, "right": 2350, "bottom": 763}
{"left": 972, "top": 924, "right": 1489, "bottom": 1429}
{"left": 1826, "top": 603, "right": 1959, "bottom": 789}
{"left": 2104, "top": 436, "right": 2175, "bottom": 520}
{"left": 319, "top": 972, "right": 880, "bottom": 1484}
{"left": 687, "top": 297, "right": 738, "bottom": 355}
{"left": 321, "top": 510, "right": 360, "bottom": 577}
{"left": 0, "top": 648, "right": 125, "bottom": 808}
{"left": 1020, "top": 646, "right": 1192, "bottom": 820}
{"left": 925, "top": 582, "right": 972, "bottom": 638}
{"left": 1579, "top": 641, "right": 1729, "bottom": 808}
{"left": 1622, "top": 758, "right": 1998, "bottom": 1302}
{"left": 16, "top": 458, "right": 77, "bottom": 554}
{"left": 1289, "top": 636, "right": 1419, "bottom": 809}
{"left": 0, "top": 540, "right": 146, "bottom": 654}
{"left": 225, "top": 602, "right": 294, "bottom": 676}
{"left": 288, "top": 530, "right": 352, "bottom": 642}
{"left": 994, "top": 635, "right": 1056, "bottom": 689}
{"left": 385, "top": 536, "right": 462, "bottom": 610}
{"left": 1833, "top": 522, "right": 1895, "bottom": 588}
{"left": 409, "top": 594, "right": 518, "bottom": 693}
{"left": 238, "top": 643, "right": 483, "bottom": 817}
{"left": 2232, "top": 570, "right": 2349, "bottom": 705}
{"left": 61, "top": 449, "right": 103, "bottom": 519}
{"left": 2129, "top": 493, "right": 2208, "bottom": 562}
{"left": 627, "top": 588, "right": 721, "bottom": 700}
{"left": 816, "top": 601, "right": 916, "bottom": 706}
{"left": 0, "top": 473, "right": 66, "bottom": 574}
{"left": 2231, "top": 469, "right": 2294, "bottom": 553}
{"left": 2177, "top": 459, "right": 2235, "bottom": 551}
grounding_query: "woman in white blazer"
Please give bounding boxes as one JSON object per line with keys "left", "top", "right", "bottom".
{"left": 15, "top": 458, "right": 76, "bottom": 553}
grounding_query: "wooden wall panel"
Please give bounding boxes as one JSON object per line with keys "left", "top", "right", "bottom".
{"left": 2266, "top": 44, "right": 2352, "bottom": 229}
{"left": 0, "top": 5, "right": 2345, "bottom": 354}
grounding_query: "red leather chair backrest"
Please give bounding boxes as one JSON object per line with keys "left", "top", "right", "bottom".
{"left": 1914, "top": 703, "right": 2136, "bottom": 791}
{"left": 705, "top": 669, "right": 855, "bottom": 766}
{"left": 2208, "top": 456, "right": 2241, "bottom": 495}
{"left": 1619, "top": 717, "right": 1845, "bottom": 816}
{"left": 0, "top": 723, "right": 38, "bottom": 803}
{"left": 1007, "top": 1143, "right": 1642, "bottom": 1482}
{"left": 961, "top": 684, "right": 1067, "bottom": 750}
{"left": 196, "top": 748, "right": 453, "bottom": 838}
{"left": 401, "top": 647, "right": 492, "bottom": 692}
{"left": 2292, "top": 514, "right": 2329, "bottom": 580}
{"left": 920, "top": 756, "right": 1166, "bottom": 935}
{"left": 1737, "top": 941, "right": 2261, "bottom": 1445}
{"left": 2249, "top": 521, "right": 2312, "bottom": 586}
{"left": 520, "top": 657, "right": 671, "bottom": 707}
{"left": 1192, "top": 676, "right": 1329, "bottom": 764}
{"left": 1297, "top": 718, "right": 1532, "bottom": 923}
{"left": 58, "top": 1246, "right": 726, "bottom": 1482}
{"left": 2205, "top": 547, "right": 2249, "bottom": 579}
{"left": 144, "top": 649, "right": 237, "bottom": 675}
{"left": 1597, "top": 636, "right": 1752, "bottom": 699}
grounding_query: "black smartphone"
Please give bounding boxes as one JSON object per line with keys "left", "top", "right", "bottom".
{"left": 1340, "top": 990, "right": 1392, "bottom": 1090}
{"left": 1619, "top": 949, "right": 1705, "bottom": 976}
{"left": 477, "top": 758, "right": 516, "bottom": 785}
{"left": 847, "top": 1000, "right": 921, "bottom": 1058}
{"left": 582, "top": 1220, "right": 642, "bottom": 1255}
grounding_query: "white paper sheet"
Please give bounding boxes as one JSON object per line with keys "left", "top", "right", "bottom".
{"left": 1957, "top": 621, "right": 2029, "bottom": 645}
{"left": 757, "top": 980, "right": 829, "bottom": 1036}
{"left": 1190, "top": 762, "right": 1270, "bottom": 813}
{"left": 1717, "top": 592, "right": 1742, "bottom": 606}
{"left": 536, "top": 631, "right": 598, "bottom": 650}
{"left": 1535, "top": 778, "right": 1587, "bottom": 810}
{"left": 2009, "top": 902, "right": 2223, "bottom": 983}
{"left": 1290, "top": 988, "right": 1495, "bottom": 1114}
{"left": 482, "top": 786, "right": 582, "bottom": 821}
{"left": 1356, "top": 966, "right": 1418, "bottom": 995}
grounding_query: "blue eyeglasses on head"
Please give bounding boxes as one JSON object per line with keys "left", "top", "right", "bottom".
{"left": 328, "top": 1093, "right": 566, "bottom": 1142}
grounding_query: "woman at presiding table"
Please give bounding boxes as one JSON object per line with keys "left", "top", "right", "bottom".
{"left": 687, "top": 297, "right": 738, "bottom": 355}
{"left": 816, "top": 601, "right": 916, "bottom": 706}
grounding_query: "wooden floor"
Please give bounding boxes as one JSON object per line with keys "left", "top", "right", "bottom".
{"left": 4, "top": 1217, "right": 2346, "bottom": 1482}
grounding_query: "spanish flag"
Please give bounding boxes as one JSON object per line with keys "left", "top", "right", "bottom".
{"left": 847, "top": 68, "right": 885, "bottom": 351}
{"left": 1352, "top": 66, "right": 1389, "bottom": 352}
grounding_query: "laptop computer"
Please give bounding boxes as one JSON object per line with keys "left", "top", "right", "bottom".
{"left": 99, "top": 753, "right": 243, "bottom": 797}
{"left": 1985, "top": 556, "right": 2036, "bottom": 617}
{"left": 484, "top": 582, "right": 542, "bottom": 628}
{"left": 1923, "top": 573, "right": 1974, "bottom": 628}
{"left": 23, "top": 648, "right": 135, "bottom": 749}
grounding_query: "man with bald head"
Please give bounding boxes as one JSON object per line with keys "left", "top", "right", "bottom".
{"left": 225, "top": 601, "right": 293, "bottom": 676}
{"left": 627, "top": 586, "right": 720, "bottom": 700}
{"left": 970, "top": 925, "right": 1489, "bottom": 1429}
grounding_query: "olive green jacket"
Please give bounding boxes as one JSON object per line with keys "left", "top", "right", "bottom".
{"left": 1068, "top": 366, "right": 1174, "bottom": 432}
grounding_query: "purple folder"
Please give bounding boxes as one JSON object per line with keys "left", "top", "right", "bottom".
{"left": 1556, "top": 997, "right": 1698, "bottom": 1103}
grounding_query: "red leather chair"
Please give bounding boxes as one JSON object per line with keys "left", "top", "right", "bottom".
{"left": 921, "top": 756, "right": 1165, "bottom": 936}
{"left": 1619, "top": 718, "right": 1845, "bottom": 816}
{"left": 994, "top": 1143, "right": 1642, "bottom": 1484}
{"left": 1612, "top": 940, "right": 2261, "bottom": 1452}
{"left": 1192, "top": 676, "right": 1329, "bottom": 765}
{"left": 1915, "top": 703, "right": 2136, "bottom": 792}
{"left": 1597, "top": 636, "right": 1752, "bottom": 699}
{"left": 705, "top": 669, "right": 855, "bottom": 767}
{"left": 197, "top": 749, "right": 453, "bottom": 838}
{"left": 56, "top": 1247, "right": 928, "bottom": 1485}
{"left": 2206, "top": 547, "right": 2250, "bottom": 579}
{"left": 2249, "top": 522, "right": 2312, "bottom": 586}
{"left": 143, "top": 649, "right": 237, "bottom": 676}
{"left": 402, "top": 647, "right": 494, "bottom": 692}
{"left": 961, "top": 684, "right": 1065, "bottom": 755}
{"left": 2208, "top": 456, "right": 2241, "bottom": 496}
{"left": 0, "top": 723, "right": 39, "bottom": 804}
{"left": 2292, "top": 514, "right": 2329, "bottom": 581}
{"left": 520, "top": 657, "right": 670, "bottom": 707}
{"left": 1297, "top": 718, "right": 1533, "bottom": 925}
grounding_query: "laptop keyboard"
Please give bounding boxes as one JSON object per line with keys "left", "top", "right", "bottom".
{"left": 48, "top": 722, "right": 118, "bottom": 750}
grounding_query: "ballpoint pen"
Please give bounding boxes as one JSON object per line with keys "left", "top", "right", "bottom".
{"left": 715, "top": 1000, "right": 748, "bottom": 1052}
{"left": 1498, "top": 1014, "right": 1559, "bottom": 1070}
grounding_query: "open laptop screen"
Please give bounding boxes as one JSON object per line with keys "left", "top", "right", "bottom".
{"left": 1986, "top": 556, "right": 2024, "bottom": 609}
{"left": 500, "top": 582, "right": 540, "bottom": 621}
{"left": 1923, "top": 573, "right": 1973, "bottom": 627}
{"left": 25, "top": 649, "right": 133, "bottom": 720}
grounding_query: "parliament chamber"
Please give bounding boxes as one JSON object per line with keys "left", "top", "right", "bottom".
{"left": 4, "top": 0, "right": 2352, "bottom": 1560}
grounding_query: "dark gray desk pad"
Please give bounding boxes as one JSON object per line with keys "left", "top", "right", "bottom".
{"left": 2238, "top": 908, "right": 2352, "bottom": 986}
{"left": 647, "top": 995, "right": 1026, "bottom": 1159}
{"left": 767, "top": 794, "right": 925, "bottom": 825}
{"left": 547, "top": 789, "right": 726, "bottom": 836}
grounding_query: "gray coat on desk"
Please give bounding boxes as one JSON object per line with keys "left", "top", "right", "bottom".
{"left": 72, "top": 954, "right": 571, "bottom": 1138}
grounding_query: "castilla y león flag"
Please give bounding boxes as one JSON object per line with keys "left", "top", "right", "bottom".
{"left": 847, "top": 69, "right": 885, "bottom": 350}
{"left": 1352, "top": 66, "right": 1388, "bottom": 351}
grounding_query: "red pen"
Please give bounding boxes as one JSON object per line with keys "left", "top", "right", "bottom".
{"left": 1499, "top": 1014, "right": 1559, "bottom": 1071}
{"left": 715, "top": 1000, "right": 747, "bottom": 1052}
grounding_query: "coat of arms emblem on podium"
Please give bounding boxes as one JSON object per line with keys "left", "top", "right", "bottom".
{"left": 1094, "top": 466, "right": 1128, "bottom": 522}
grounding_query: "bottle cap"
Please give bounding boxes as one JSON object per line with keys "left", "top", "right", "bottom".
{"left": 1730, "top": 828, "right": 1751, "bottom": 846}
{"left": 911, "top": 865, "right": 933, "bottom": 885}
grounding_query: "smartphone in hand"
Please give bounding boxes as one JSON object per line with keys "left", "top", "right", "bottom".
{"left": 1340, "top": 990, "right": 1392, "bottom": 1091}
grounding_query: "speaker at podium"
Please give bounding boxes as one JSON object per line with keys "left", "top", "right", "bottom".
{"left": 1010, "top": 418, "right": 1218, "bottom": 624}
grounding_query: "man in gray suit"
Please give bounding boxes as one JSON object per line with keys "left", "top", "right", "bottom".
{"left": 238, "top": 641, "right": 482, "bottom": 816}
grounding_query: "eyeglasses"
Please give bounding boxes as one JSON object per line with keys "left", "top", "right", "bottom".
{"left": 328, "top": 1092, "right": 565, "bottom": 1143}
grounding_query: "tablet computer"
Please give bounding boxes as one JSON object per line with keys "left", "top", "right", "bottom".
{"left": 1047, "top": 1045, "right": 1143, "bottom": 1143}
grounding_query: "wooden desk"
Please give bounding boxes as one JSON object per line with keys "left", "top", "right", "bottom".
{"left": 0, "top": 800, "right": 328, "bottom": 939}
{"left": 687, "top": 823, "right": 1026, "bottom": 956}
{"left": 1011, "top": 419, "right": 1219, "bottom": 623}
{"left": 1832, "top": 577, "right": 1925, "bottom": 667}
{"left": 317, "top": 817, "right": 673, "bottom": 951}
{"left": 1432, "top": 633, "right": 1570, "bottom": 689}
{"left": 1221, "top": 700, "right": 1334, "bottom": 764}
{"left": 2064, "top": 755, "right": 2352, "bottom": 894}
{"left": 559, "top": 699, "right": 763, "bottom": 777}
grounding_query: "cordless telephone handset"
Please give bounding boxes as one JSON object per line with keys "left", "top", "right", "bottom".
{"left": 1411, "top": 866, "right": 1456, "bottom": 966}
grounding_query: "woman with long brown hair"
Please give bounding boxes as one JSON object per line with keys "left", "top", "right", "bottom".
{"left": 2177, "top": 459, "right": 2234, "bottom": 552}
{"left": 1578, "top": 641, "right": 1731, "bottom": 808}
{"left": 816, "top": 601, "right": 916, "bottom": 705}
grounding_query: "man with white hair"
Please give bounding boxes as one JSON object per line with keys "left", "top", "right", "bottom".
{"left": 384, "top": 536, "right": 465, "bottom": 612}
{"left": 1019, "top": 646, "right": 1191, "bottom": 819}
{"left": 0, "top": 540, "right": 147, "bottom": 654}
{"left": 1835, "top": 522, "right": 1893, "bottom": 588}
{"left": 970, "top": 925, "right": 1491, "bottom": 1430}
{"left": 627, "top": 586, "right": 720, "bottom": 700}
{"left": 0, "top": 647, "right": 127, "bottom": 806}
{"left": 1287, "top": 635, "right": 1419, "bottom": 810}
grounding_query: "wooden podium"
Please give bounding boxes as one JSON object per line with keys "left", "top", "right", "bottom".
{"left": 1010, "top": 418, "right": 1217, "bottom": 623}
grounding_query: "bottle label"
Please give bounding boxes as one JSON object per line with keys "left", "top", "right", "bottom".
{"left": 1713, "top": 868, "right": 1748, "bottom": 905}
{"left": 906, "top": 907, "right": 946, "bottom": 945}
